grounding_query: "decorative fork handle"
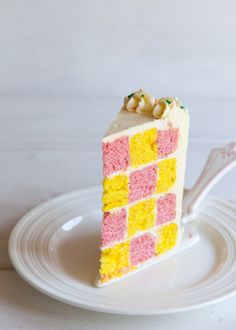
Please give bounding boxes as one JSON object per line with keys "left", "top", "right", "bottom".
{"left": 182, "top": 142, "right": 236, "bottom": 224}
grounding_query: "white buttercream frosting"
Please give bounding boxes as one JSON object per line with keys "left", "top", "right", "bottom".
{"left": 123, "top": 90, "right": 185, "bottom": 119}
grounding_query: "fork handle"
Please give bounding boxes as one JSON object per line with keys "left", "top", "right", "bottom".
{"left": 182, "top": 142, "right": 236, "bottom": 224}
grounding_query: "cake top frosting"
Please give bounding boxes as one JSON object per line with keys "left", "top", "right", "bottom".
{"left": 104, "top": 90, "right": 188, "bottom": 140}
{"left": 122, "top": 89, "right": 185, "bottom": 119}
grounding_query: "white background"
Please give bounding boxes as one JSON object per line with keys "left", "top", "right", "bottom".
{"left": 1, "top": 0, "right": 236, "bottom": 98}
{"left": 0, "top": 1, "right": 236, "bottom": 329}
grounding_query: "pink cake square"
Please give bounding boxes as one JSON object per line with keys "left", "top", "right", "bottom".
{"left": 103, "top": 136, "right": 129, "bottom": 176}
{"left": 130, "top": 233, "right": 156, "bottom": 266}
{"left": 101, "top": 209, "right": 127, "bottom": 246}
{"left": 129, "top": 164, "right": 157, "bottom": 203}
{"left": 157, "top": 193, "right": 176, "bottom": 224}
{"left": 158, "top": 128, "right": 178, "bottom": 158}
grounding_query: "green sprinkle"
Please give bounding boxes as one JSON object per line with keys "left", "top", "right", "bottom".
{"left": 141, "top": 94, "right": 144, "bottom": 97}
{"left": 127, "top": 92, "right": 135, "bottom": 99}
{"left": 180, "top": 105, "right": 185, "bottom": 109}
{"left": 166, "top": 99, "right": 172, "bottom": 104}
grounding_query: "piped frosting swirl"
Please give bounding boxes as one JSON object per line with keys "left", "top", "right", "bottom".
{"left": 122, "top": 90, "right": 185, "bottom": 119}
{"left": 123, "top": 90, "right": 155, "bottom": 114}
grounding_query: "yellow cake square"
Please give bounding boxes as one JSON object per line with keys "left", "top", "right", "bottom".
{"left": 102, "top": 174, "right": 128, "bottom": 211}
{"left": 156, "top": 223, "right": 178, "bottom": 254}
{"left": 128, "top": 198, "right": 156, "bottom": 237}
{"left": 156, "top": 158, "right": 176, "bottom": 194}
{"left": 99, "top": 241, "right": 130, "bottom": 280}
{"left": 130, "top": 128, "right": 157, "bottom": 167}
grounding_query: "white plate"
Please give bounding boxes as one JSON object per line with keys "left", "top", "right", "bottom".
{"left": 9, "top": 187, "right": 236, "bottom": 315}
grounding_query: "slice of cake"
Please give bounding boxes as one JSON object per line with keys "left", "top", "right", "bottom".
{"left": 97, "top": 90, "right": 189, "bottom": 286}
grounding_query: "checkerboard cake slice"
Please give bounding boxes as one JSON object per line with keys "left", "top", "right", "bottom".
{"left": 97, "top": 90, "right": 189, "bottom": 286}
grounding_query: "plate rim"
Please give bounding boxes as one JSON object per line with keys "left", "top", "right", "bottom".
{"left": 8, "top": 187, "right": 236, "bottom": 315}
